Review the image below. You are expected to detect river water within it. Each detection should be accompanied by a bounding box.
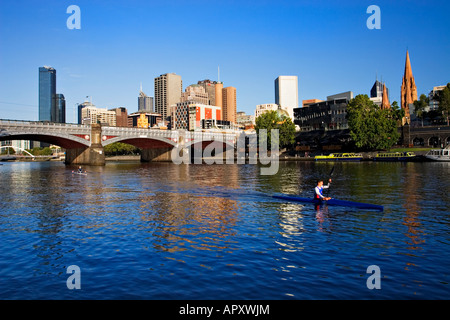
[0,160,449,300]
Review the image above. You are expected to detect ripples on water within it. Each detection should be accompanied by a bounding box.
[0,161,449,299]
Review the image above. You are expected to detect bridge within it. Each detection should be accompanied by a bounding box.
[0,119,239,165]
[404,125,450,147]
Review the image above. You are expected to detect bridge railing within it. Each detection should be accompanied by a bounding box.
[0,119,89,129]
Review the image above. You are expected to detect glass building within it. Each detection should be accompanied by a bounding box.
[39,66,56,121]
[54,94,66,123]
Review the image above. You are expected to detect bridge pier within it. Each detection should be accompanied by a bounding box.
[64,123,105,166]
[140,147,173,162]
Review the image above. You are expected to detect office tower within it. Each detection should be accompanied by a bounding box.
[197,79,217,105]
[138,85,154,113]
[222,86,236,123]
[401,50,418,125]
[154,73,182,120]
[370,79,389,99]
[53,94,66,123]
[275,75,298,120]
[39,66,56,121]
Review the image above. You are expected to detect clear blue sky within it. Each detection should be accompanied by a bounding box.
[1,0,449,123]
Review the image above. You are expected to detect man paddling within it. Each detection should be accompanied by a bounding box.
[314,179,332,201]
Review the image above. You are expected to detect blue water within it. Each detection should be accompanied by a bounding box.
[0,161,449,299]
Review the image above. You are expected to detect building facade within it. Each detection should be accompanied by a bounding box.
[39,66,57,122]
[222,86,236,123]
[255,103,279,118]
[294,91,353,132]
[275,75,298,120]
[171,101,222,131]
[181,85,209,105]
[154,73,182,122]
[138,88,154,113]
[197,79,218,105]
[53,94,66,123]
[81,106,117,126]
[128,112,162,129]
[109,107,128,127]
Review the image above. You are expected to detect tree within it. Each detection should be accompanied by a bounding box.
[255,110,296,149]
[346,94,400,150]
[413,94,429,127]
[436,83,450,126]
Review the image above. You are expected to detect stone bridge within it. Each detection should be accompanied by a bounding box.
[0,119,238,165]
[407,125,450,147]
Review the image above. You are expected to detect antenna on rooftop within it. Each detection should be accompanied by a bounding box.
[218,65,220,82]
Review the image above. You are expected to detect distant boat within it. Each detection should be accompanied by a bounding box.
[373,151,417,162]
[425,145,450,162]
[315,153,363,161]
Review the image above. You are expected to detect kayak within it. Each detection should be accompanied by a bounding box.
[72,171,87,175]
[272,194,384,211]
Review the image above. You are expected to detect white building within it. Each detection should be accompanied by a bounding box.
[255,103,279,118]
[81,106,117,126]
[275,75,298,120]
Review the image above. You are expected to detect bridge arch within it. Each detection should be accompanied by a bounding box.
[0,133,90,149]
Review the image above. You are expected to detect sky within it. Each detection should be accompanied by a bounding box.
[0,0,449,123]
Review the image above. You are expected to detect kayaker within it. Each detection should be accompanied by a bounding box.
[314,179,332,201]
[77,166,83,173]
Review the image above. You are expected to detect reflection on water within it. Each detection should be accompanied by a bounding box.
[0,161,449,299]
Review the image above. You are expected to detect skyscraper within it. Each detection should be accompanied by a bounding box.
[275,76,298,120]
[401,50,417,125]
[222,86,236,123]
[54,94,66,123]
[154,73,182,121]
[39,66,56,121]
[138,85,154,113]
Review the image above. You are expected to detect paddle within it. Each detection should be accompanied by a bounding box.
[325,165,335,198]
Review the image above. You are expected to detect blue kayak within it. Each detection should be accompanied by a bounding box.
[272,194,384,211]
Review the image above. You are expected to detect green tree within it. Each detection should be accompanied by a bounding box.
[104,142,140,156]
[413,94,429,127]
[436,83,450,126]
[347,94,400,150]
[255,110,296,149]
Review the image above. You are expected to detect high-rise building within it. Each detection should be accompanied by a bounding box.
[39,66,56,121]
[197,79,218,105]
[275,75,298,120]
[138,85,154,113]
[400,50,418,125]
[53,94,66,123]
[154,73,182,121]
[222,86,236,123]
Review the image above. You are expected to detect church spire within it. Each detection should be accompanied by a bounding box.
[381,82,390,109]
[400,50,417,125]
